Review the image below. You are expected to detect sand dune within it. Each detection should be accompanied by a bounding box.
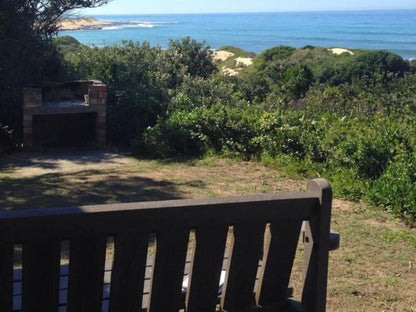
[213,50,234,61]
[330,48,354,55]
[213,50,254,76]
[235,57,253,66]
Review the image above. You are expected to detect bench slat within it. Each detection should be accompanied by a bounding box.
[186,225,228,312]
[149,228,189,312]
[221,223,265,311]
[0,243,13,311]
[256,220,302,308]
[22,239,60,312]
[109,232,149,312]
[67,236,107,312]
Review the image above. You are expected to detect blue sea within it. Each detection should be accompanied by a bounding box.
[60,10,416,59]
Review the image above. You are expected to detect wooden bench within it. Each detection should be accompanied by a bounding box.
[0,178,337,312]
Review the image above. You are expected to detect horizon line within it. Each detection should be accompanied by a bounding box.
[74,7,416,16]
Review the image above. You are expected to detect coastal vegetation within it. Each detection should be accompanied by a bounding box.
[52,37,416,224]
[1,24,415,223]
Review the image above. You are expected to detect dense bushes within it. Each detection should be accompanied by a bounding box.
[57,39,416,223]
[64,37,216,146]
[369,152,416,223]
[141,102,261,158]
[66,41,167,145]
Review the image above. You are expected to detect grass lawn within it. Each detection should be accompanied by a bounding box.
[1,152,415,311]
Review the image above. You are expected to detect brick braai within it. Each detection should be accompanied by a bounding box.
[23,80,107,150]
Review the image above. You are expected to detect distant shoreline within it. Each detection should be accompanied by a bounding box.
[59,17,158,31]
[59,17,113,31]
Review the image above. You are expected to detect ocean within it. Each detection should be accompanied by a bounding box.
[59,10,416,59]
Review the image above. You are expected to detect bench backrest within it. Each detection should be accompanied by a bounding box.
[0,178,332,312]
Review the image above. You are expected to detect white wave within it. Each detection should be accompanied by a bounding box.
[101,22,155,30]
[130,20,179,25]
[136,22,154,28]
[102,26,123,30]
[98,20,178,31]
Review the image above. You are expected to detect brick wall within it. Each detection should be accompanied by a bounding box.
[22,81,107,150]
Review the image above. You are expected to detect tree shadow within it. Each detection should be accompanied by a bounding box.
[0,169,184,211]
[0,150,133,172]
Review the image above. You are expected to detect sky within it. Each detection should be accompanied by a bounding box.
[79,0,416,15]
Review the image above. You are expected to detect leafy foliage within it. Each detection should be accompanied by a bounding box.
[53,35,83,55]
[64,38,217,146]
[13,33,416,221]
[135,44,415,221]
[369,152,416,224]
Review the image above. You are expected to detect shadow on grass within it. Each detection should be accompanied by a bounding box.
[0,169,184,211]
[0,150,132,172]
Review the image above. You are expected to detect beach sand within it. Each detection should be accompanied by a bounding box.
[213,50,234,61]
[213,50,254,76]
[58,17,112,30]
[235,57,253,66]
[330,48,354,55]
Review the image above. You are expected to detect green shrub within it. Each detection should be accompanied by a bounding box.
[257,111,306,158]
[255,46,296,66]
[168,76,237,112]
[282,64,313,99]
[139,102,261,159]
[138,114,203,157]
[53,36,83,56]
[324,166,367,200]
[369,152,416,223]
[352,50,410,78]
[65,38,217,146]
